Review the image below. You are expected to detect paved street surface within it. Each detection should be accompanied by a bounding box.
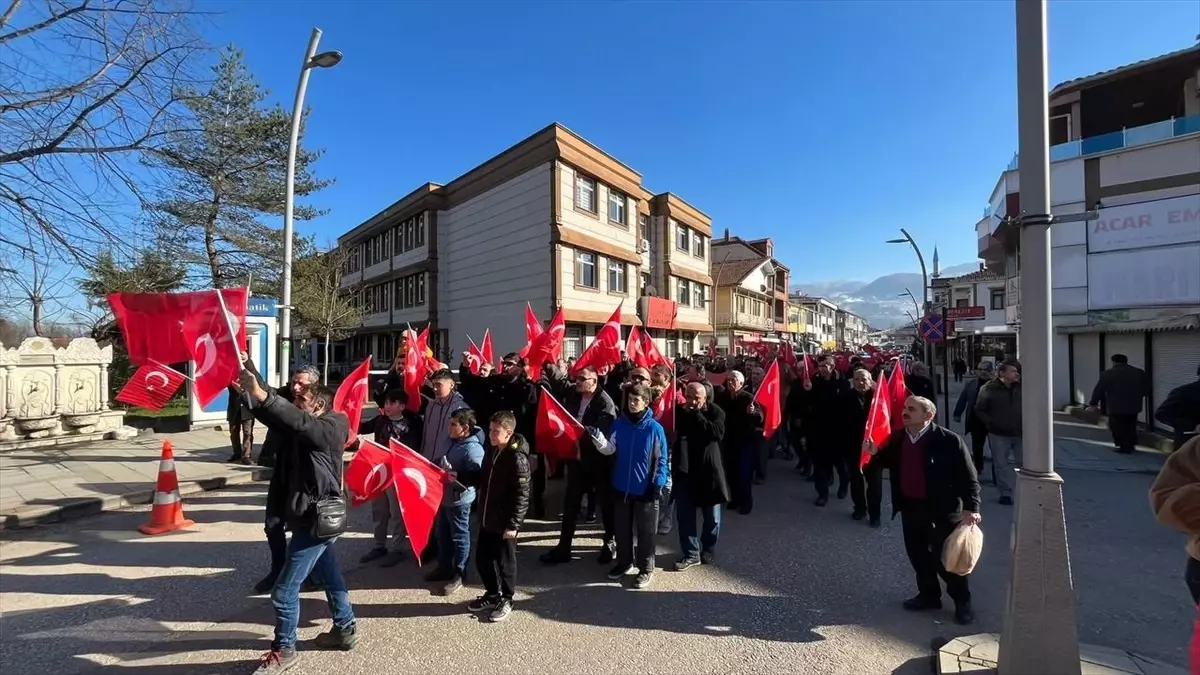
[0,429,263,529]
[0,435,1190,675]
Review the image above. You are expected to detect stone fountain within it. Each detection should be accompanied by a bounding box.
[0,337,131,451]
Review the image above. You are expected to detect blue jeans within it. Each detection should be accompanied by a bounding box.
[435,501,473,576]
[271,527,355,651]
[674,481,721,559]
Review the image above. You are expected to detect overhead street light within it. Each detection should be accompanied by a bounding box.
[886,228,932,370]
[280,28,341,383]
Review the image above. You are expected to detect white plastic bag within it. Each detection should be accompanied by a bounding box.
[942,521,984,576]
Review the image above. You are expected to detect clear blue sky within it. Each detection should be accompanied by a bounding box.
[204,0,1198,283]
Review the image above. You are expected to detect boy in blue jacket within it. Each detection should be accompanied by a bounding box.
[596,383,669,589]
[428,408,485,595]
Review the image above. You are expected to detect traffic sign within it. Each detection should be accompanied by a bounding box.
[919,314,945,342]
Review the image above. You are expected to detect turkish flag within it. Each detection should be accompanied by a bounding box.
[535,385,586,460]
[627,324,669,370]
[861,371,894,469]
[181,290,242,408]
[779,343,798,368]
[345,438,394,507]
[651,380,676,438]
[888,361,908,430]
[402,328,425,407]
[333,358,372,447]
[518,303,544,360]
[480,328,495,369]
[116,364,186,411]
[109,288,248,366]
[389,438,447,564]
[753,360,783,439]
[570,303,623,376]
[802,353,815,387]
[465,335,486,376]
[525,307,565,378]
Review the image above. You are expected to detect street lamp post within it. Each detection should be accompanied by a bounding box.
[998,1,1081,673]
[887,229,931,367]
[899,289,921,322]
[279,27,342,382]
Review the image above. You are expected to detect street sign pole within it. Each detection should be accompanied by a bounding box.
[941,304,951,426]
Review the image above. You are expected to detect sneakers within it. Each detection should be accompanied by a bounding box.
[359,547,388,564]
[606,563,636,580]
[468,593,501,613]
[379,550,406,568]
[253,573,278,595]
[902,595,943,611]
[673,557,700,572]
[313,622,357,651]
[488,598,513,622]
[597,541,616,565]
[699,550,715,565]
[439,575,463,596]
[633,571,654,589]
[539,548,572,565]
[253,649,298,674]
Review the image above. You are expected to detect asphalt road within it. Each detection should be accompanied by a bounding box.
[0,450,1190,675]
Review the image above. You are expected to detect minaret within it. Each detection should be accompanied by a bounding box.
[932,245,941,278]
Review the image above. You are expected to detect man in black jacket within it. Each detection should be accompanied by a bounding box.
[1156,364,1200,450]
[491,354,542,516]
[866,395,981,626]
[810,356,851,506]
[540,366,618,565]
[237,370,358,673]
[673,382,729,570]
[226,351,259,464]
[841,368,884,526]
[714,371,763,515]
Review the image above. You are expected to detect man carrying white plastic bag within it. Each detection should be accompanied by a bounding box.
[865,395,983,626]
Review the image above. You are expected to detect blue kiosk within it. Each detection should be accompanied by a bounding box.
[188,296,281,429]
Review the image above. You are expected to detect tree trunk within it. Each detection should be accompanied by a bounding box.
[323,331,331,385]
[204,192,223,289]
[31,294,43,337]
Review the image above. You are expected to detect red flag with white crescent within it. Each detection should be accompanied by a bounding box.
[651,380,676,438]
[333,357,372,447]
[181,290,242,408]
[108,287,248,366]
[626,324,646,368]
[525,308,565,378]
[116,364,187,411]
[345,438,394,507]
[403,328,425,407]
[535,385,586,460]
[481,329,495,370]
[570,303,623,376]
[888,361,908,431]
[753,360,782,439]
[465,335,485,376]
[518,303,544,359]
[861,370,893,469]
[389,438,448,564]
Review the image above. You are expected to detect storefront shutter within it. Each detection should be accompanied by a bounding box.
[1152,331,1200,432]
[1072,334,1101,405]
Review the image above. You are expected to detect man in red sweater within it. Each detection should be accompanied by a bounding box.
[866,395,982,625]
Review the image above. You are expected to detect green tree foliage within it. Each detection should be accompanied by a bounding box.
[292,245,363,384]
[147,45,328,292]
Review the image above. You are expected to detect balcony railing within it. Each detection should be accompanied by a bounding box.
[1006,115,1200,171]
[715,311,773,331]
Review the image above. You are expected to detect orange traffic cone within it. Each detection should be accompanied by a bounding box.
[139,440,195,535]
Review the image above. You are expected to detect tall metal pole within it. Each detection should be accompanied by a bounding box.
[280,28,323,383]
[899,228,931,364]
[998,1,1081,672]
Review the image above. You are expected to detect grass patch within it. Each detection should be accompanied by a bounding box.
[122,403,189,419]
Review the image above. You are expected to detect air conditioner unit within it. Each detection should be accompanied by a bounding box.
[640,239,650,252]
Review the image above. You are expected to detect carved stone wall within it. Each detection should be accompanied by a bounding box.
[0,337,126,446]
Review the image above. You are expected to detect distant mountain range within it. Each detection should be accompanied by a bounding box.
[791,263,980,329]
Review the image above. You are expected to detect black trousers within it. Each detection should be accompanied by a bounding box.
[229,418,254,460]
[476,529,517,599]
[1108,413,1139,451]
[847,452,883,519]
[900,503,970,604]
[968,429,988,476]
[814,443,849,499]
[557,460,615,550]
[614,497,659,573]
[531,455,547,516]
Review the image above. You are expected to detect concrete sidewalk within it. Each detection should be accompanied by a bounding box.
[0,428,269,530]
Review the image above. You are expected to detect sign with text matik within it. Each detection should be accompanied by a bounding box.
[1088,194,1200,253]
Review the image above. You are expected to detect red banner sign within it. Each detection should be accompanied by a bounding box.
[945,306,986,320]
[641,297,678,330]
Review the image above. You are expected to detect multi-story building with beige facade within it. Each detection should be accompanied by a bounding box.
[706,233,791,355]
[336,123,714,366]
[793,295,839,351]
[974,44,1200,431]
[643,193,715,358]
[836,308,869,351]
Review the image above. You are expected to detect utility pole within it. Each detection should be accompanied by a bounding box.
[998,1,1082,673]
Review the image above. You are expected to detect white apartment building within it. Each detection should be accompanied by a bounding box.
[976,44,1200,430]
[932,268,1015,367]
[336,123,714,367]
[793,296,839,351]
[837,309,869,351]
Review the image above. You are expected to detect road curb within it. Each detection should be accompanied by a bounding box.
[0,467,273,532]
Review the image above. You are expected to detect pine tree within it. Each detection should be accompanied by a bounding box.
[147,45,329,292]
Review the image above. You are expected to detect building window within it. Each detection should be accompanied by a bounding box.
[737,295,747,313]
[575,174,596,213]
[990,289,1005,310]
[416,274,426,306]
[693,234,705,259]
[638,214,648,243]
[665,335,679,359]
[415,213,425,246]
[955,298,969,308]
[564,326,583,359]
[677,278,691,306]
[676,224,689,251]
[608,191,626,226]
[692,283,704,309]
[608,260,626,294]
[576,251,597,289]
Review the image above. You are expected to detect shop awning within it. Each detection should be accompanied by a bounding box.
[1057,313,1199,335]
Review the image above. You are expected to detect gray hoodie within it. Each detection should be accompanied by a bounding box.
[420,390,468,464]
